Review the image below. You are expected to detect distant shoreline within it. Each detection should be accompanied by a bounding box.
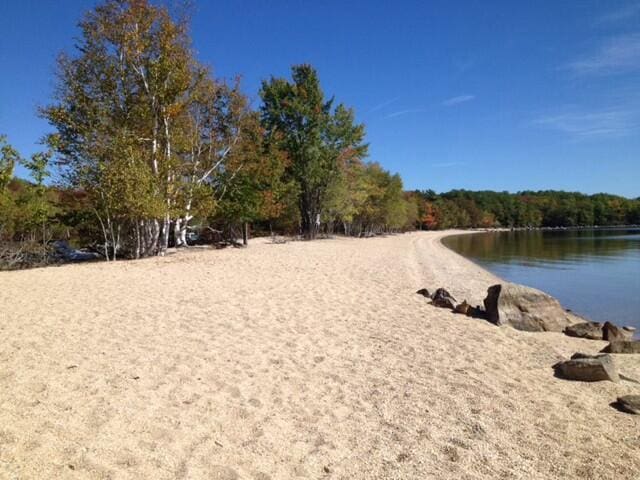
[433,224,640,233]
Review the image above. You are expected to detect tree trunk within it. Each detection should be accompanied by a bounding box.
[143,219,159,256]
[175,198,193,248]
[94,209,110,261]
[242,222,249,246]
[174,218,183,247]
[159,214,170,255]
[134,220,141,259]
[299,191,317,240]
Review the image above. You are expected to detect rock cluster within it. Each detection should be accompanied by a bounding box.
[417,281,635,341]
[416,282,640,414]
[416,281,593,332]
[415,288,483,319]
[430,288,457,309]
[564,320,635,341]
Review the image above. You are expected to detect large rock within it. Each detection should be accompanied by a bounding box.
[553,353,619,382]
[564,321,603,340]
[430,288,457,309]
[602,341,640,354]
[483,283,582,332]
[616,395,640,415]
[603,322,634,342]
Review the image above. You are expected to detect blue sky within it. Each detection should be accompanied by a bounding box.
[1,1,639,197]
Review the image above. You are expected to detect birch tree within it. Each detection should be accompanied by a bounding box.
[43,0,251,257]
[173,77,252,247]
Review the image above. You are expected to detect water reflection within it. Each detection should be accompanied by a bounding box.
[443,229,640,267]
[442,228,640,328]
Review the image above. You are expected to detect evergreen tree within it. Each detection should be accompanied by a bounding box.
[260,65,367,239]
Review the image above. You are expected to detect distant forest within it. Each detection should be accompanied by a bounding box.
[409,189,640,230]
[1,0,639,269]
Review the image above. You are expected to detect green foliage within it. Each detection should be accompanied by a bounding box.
[0,139,61,267]
[0,135,20,191]
[100,150,164,220]
[5,0,638,264]
[41,0,254,256]
[20,150,56,237]
[412,189,640,229]
[323,159,415,235]
[260,64,368,238]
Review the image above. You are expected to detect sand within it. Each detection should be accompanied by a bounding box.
[1,231,639,479]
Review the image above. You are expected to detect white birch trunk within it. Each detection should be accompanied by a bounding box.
[179,223,188,246]
[174,218,183,247]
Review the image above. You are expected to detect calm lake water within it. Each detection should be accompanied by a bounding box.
[442,228,640,330]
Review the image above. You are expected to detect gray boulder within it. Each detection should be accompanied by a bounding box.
[602,341,640,354]
[564,321,603,340]
[553,353,619,382]
[616,395,640,415]
[603,322,634,342]
[483,283,582,332]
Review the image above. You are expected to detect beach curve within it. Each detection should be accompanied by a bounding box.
[0,231,638,479]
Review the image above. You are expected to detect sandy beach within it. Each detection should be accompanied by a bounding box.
[1,231,639,479]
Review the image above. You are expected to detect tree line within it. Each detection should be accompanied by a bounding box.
[409,189,640,229]
[1,0,638,269]
[0,0,417,267]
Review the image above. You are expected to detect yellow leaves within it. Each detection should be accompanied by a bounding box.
[164,103,184,118]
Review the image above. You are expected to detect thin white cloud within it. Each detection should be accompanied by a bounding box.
[566,33,640,75]
[597,2,640,24]
[383,109,428,119]
[442,95,475,107]
[369,96,400,113]
[533,109,639,139]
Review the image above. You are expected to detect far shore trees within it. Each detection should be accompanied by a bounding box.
[410,189,640,230]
